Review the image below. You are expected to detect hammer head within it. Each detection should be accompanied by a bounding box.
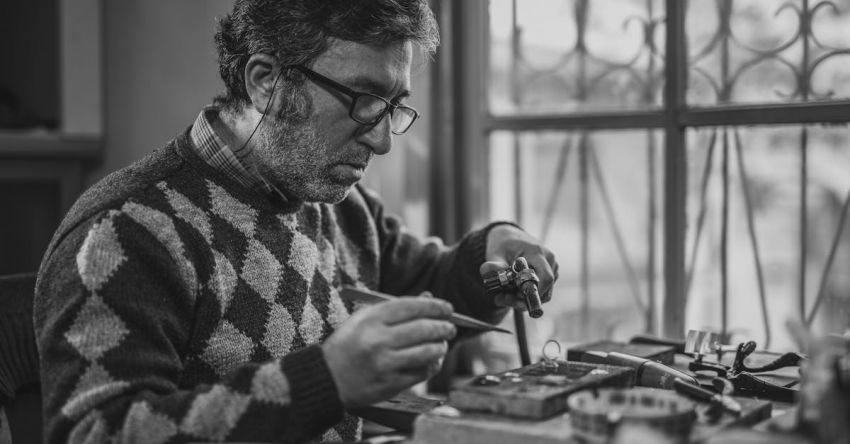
[684,330,722,358]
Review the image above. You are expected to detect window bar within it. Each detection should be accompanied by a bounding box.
[645,0,660,334]
[588,148,647,314]
[797,128,807,318]
[798,0,812,322]
[488,102,850,132]
[576,0,591,339]
[718,0,731,341]
[805,182,850,327]
[733,129,771,348]
[508,0,532,367]
[720,129,730,340]
[647,133,658,333]
[579,133,591,338]
[717,0,732,105]
[662,0,688,338]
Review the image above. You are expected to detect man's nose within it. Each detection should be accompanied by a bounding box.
[358,114,393,155]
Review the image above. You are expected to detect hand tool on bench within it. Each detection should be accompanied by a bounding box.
[582,350,699,389]
[672,378,742,417]
[631,330,806,402]
[688,335,804,402]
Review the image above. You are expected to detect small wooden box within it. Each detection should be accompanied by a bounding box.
[567,340,677,365]
[448,360,635,420]
[412,393,771,444]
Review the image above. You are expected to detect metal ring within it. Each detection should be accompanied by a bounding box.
[542,339,562,362]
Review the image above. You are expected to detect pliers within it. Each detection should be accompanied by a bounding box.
[688,341,805,403]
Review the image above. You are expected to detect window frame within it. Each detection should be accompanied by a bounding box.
[431,0,850,339]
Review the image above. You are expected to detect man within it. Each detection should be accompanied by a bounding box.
[35,1,558,443]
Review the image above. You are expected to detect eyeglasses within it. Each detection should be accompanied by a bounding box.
[290,65,419,135]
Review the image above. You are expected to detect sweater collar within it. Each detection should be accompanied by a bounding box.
[189,107,290,203]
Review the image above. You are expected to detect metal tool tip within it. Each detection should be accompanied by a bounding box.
[493,326,513,335]
[721,397,743,416]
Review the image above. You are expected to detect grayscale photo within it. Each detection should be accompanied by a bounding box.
[0,1,848,443]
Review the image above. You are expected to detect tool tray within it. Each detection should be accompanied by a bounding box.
[447,360,635,419]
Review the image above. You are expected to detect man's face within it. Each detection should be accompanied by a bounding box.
[253,40,414,203]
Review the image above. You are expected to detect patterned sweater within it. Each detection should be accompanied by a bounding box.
[34,130,508,443]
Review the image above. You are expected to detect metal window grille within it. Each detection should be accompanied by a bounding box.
[432,0,850,349]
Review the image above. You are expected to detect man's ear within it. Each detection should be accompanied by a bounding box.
[244,53,279,114]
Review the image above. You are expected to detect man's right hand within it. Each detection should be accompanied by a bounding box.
[321,294,456,408]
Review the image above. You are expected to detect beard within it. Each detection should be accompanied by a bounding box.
[252,109,367,204]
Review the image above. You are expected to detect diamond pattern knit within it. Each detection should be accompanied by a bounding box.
[35,129,507,444]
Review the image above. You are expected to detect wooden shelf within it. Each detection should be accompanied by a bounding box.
[0,132,101,159]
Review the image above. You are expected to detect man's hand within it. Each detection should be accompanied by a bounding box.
[482,224,558,310]
[322,295,456,408]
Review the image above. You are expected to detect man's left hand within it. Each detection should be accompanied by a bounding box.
[481,224,559,310]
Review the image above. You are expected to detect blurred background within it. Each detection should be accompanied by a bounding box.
[2,0,850,379]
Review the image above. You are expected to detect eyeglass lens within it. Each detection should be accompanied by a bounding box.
[352,95,416,134]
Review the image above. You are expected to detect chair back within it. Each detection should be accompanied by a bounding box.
[0,272,42,444]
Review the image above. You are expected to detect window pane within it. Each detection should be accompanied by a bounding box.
[480,129,663,369]
[685,126,850,352]
[488,0,665,115]
[687,0,850,105]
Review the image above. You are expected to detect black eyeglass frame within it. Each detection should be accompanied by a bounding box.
[289,65,419,135]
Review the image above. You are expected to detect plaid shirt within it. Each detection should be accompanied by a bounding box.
[190,107,288,202]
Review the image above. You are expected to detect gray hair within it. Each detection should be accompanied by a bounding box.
[213,0,439,111]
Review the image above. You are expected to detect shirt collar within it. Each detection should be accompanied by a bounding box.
[189,107,289,202]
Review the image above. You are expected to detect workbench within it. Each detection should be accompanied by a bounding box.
[353,347,806,444]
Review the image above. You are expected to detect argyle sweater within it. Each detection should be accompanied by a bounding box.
[34,130,508,444]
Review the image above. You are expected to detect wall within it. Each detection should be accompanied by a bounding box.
[98,0,234,181]
[97,0,432,235]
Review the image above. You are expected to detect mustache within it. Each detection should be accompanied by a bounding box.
[335,151,373,167]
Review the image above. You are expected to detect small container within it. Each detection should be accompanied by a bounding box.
[568,387,696,444]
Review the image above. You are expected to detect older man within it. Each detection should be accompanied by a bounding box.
[35,1,558,442]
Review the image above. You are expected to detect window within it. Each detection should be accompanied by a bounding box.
[438,0,850,367]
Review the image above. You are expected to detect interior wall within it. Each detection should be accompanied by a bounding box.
[98,0,233,182]
[97,0,432,234]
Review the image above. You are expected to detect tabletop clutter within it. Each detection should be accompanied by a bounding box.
[378,329,850,444]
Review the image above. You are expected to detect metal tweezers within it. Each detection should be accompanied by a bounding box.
[339,286,512,334]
